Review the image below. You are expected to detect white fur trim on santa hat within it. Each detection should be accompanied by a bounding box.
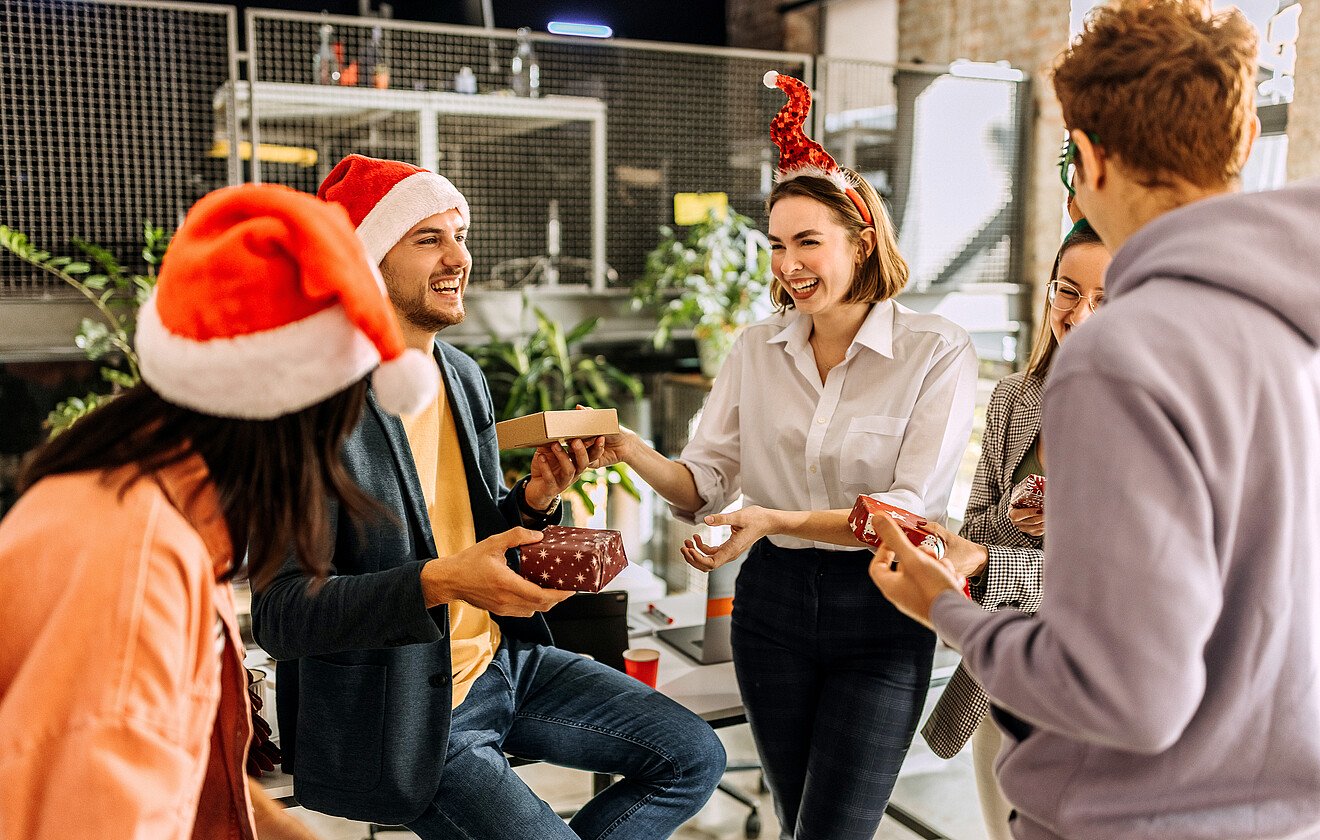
[355,172,470,264]
[775,163,853,193]
[137,293,381,420]
[373,348,439,415]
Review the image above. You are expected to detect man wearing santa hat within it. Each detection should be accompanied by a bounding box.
[252,155,724,839]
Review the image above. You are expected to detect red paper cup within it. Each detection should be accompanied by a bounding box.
[623,648,660,688]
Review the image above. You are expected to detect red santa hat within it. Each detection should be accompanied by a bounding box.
[763,70,874,227]
[135,183,439,419]
[317,154,470,263]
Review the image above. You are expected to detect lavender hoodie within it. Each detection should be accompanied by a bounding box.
[932,180,1320,840]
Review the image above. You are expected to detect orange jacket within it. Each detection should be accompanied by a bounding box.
[0,455,256,840]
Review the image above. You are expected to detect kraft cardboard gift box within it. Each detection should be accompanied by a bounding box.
[495,409,619,450]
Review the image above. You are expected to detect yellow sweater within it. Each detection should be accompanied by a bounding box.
[401,383,501,709]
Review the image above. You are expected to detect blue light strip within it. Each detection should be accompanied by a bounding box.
[547,21,613,38]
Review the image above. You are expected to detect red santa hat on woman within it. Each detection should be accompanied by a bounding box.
[763,70,874,227]
[135,183,439,419]
[317,154,470,263]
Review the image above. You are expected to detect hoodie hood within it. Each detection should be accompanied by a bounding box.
[1105,178,1320,345]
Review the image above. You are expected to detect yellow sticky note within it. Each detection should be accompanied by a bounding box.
[673,192,729,225]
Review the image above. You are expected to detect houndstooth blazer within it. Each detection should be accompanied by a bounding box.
[922,371,1045,759]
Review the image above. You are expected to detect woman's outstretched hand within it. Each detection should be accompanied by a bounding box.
[680,505,779,573]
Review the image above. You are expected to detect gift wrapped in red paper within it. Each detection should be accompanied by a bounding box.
[1009,474,1046,510]
[519,525,628,592]
[848,495,946,560]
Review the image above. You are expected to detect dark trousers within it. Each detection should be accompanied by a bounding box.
[731,539,935,840]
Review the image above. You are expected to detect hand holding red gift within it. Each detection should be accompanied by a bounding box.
[1009,474,1046,510]
[421,528,574,616]
[518,525,628,592]
[867,511,965,631]
[849,496,947,559]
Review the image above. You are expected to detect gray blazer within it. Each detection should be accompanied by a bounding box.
[921,371,1044,759]
[251,340,558,825]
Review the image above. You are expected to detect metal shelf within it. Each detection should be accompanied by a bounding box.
[215,81,609,290]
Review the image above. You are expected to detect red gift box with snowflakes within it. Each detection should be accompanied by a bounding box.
[1009,474,1046,510]
[848,495,946,560]
[518,525,628,592]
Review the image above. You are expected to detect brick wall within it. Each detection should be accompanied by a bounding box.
[726,0,820,54]
[726,0,785,50]
[899,0,1072,328]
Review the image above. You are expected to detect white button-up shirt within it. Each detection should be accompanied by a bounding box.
[675,299,978,550]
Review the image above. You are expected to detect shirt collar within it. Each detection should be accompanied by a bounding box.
[766,300,895,360]
[152,453,234,580]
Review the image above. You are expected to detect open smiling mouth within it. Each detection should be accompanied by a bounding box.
[789,278,819,294]
[429,277,463,296]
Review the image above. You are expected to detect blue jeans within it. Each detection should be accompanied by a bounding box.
[731,539,935,840]
[406,638,726,840]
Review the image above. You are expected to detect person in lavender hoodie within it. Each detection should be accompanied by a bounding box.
[866,2,1320,839]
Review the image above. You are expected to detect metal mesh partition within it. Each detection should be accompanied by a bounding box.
[245,12,810,290]
[0,0,238,298]
[817,58,1029,291]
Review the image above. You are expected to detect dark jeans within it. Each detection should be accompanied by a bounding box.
[731,539,935,840]
[406,638,726,840]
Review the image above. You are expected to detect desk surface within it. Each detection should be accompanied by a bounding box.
[637,593,744,726]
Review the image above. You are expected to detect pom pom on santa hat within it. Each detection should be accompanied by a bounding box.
[318,154,470,264]
[136,183,439,419]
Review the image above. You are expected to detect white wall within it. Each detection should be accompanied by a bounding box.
[822,0,898,62]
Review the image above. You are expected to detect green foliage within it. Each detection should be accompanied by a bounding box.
[468,306,643,516]
[0,221,170,434]
[632,208,772,349]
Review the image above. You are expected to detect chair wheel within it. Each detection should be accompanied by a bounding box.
[745,809,761,839]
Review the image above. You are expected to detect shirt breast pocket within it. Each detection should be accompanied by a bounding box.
[839,414,908,487]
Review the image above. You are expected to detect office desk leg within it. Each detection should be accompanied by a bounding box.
[884,801,949,839]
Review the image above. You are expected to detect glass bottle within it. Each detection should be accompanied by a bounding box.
[369,25,390,89]
[510,27,540,98]
[455,66,477,95]
[312,17,341,86]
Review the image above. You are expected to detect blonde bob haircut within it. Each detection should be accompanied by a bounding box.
[766,169,908,312]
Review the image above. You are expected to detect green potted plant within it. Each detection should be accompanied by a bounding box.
[466,305,643,522]
[0,222,169,434]
[633,208,772,378]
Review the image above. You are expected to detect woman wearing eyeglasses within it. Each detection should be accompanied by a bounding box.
[914,220,1109,840]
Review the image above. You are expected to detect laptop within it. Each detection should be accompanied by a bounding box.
[544,590,630,672]
[657,553,745,665]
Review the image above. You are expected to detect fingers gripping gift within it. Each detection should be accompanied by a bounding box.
[518,525,628,592]
[1009,474,1046,510]
[848,496,946,559]
[849,496,972,598]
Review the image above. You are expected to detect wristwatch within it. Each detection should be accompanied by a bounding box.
[515,475,561,521]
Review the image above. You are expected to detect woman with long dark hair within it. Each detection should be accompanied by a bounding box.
[0,184,438,840]
[915,220,1108,839]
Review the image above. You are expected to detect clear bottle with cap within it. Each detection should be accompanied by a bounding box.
[312,15,341,85]
[510,27,540,98]
[455,66,477,94]
[369,25,390,89]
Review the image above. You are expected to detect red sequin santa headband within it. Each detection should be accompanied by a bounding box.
[763,70,874,228]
